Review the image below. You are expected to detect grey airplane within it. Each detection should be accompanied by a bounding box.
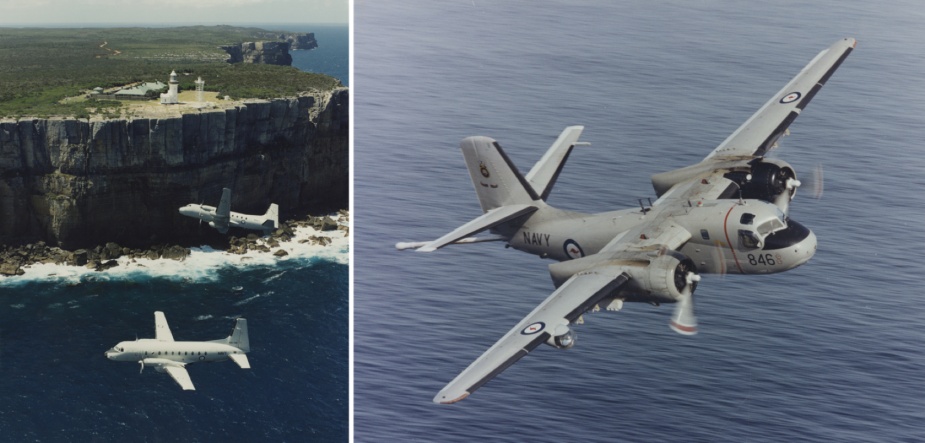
[179,188,279,234]
[106,311,251,390]
[397,38,855,404]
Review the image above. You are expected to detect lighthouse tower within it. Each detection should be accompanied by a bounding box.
[160,70,179,104]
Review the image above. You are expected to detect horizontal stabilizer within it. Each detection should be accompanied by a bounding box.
[396,235,507,250]
[526,126,587,200]
[229,353,251,369]
[417,204,538,252]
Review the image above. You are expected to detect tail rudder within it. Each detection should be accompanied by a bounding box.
[217,188,232,219]
[461,136,539,212]
[227,318,250,353]
[263,204,279,230]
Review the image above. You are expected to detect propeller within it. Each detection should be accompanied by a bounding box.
[807,163,824,199]
[139,360,145,374]
[670,271,701,335]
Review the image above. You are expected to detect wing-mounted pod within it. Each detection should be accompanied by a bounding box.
[546,322,576,349]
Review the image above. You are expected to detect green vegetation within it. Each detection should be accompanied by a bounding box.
[0,26,340,118]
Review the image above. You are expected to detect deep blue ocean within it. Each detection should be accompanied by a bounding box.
[354,1,925,442]
[289,24,349,87]
[0,24,349,442]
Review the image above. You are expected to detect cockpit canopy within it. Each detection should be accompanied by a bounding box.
[736,203,788,250]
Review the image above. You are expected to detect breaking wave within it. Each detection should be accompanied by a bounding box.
[0,224,349,287]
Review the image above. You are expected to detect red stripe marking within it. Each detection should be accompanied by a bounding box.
[722,204,745,274]
[670,321,698,334]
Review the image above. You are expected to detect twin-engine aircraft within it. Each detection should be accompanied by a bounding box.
[105,311,251,390]
[398,38,855,404]
[179,188,279,234]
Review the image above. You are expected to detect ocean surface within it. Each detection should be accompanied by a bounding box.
[0,27,349,441]
[354,1,925,442]
[289,24,349,87]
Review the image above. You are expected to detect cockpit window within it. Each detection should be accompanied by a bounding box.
[740,213,755,225]
[739,229,762,249]
[757,217,786,236]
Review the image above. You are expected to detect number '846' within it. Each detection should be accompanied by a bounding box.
[747,253,776,266]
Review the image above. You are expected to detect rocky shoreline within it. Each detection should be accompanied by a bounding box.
[0,210,348,277]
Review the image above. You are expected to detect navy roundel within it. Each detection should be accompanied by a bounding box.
[779,91,802,104]
[521,322,545,335]
[563,239,584,259]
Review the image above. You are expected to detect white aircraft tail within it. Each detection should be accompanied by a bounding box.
[217,188,232,219]
[263,203,279,230]
[461,136,540,212]
[227,318,250,353]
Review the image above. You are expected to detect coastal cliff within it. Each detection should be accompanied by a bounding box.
[223,41,293,65]
[221,33,318,66]
[0,88,348,249]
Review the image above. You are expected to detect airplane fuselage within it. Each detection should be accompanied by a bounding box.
[178,205,276,233]
[106,339,246,365]
[504,198,816,276]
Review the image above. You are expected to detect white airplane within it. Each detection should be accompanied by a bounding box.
[105,311,251,390]
[179,187,279,234]
[398,38,856,404]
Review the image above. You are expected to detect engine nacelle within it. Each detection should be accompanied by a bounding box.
[625,251,697,304]
[728,158,798,204]
[545,324,576,349]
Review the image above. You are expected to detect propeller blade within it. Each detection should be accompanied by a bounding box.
[670,273,700,335]
[139,360,145,374]
[808,164,824,199]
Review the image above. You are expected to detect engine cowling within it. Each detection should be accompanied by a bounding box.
[626,252,697,304]
[731,158,798,203]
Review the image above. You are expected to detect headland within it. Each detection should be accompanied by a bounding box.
[0,26,348,274]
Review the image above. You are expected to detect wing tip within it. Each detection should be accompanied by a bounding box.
[434,391,470,404]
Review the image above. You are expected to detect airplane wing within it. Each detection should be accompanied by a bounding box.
[164,365,195,390]
[154,311,174,342]
[706,38,856,160]
[434,268,630,404]
[437,209,695,404]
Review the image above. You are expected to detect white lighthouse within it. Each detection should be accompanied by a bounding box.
[160,70,179,104]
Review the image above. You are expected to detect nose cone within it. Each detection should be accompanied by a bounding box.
[763,219,817,270]
[105,350,116,360]
[794,228,818,267]
[179,205,194,216]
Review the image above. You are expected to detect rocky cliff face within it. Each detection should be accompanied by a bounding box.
[0,88,348,249]
[223,41,293,65]
[282,33,318,50]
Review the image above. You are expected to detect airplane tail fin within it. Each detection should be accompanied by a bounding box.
[263,204,279,230]
[227,318,250,353]
[217,188,232,219]
[461,136,540,212]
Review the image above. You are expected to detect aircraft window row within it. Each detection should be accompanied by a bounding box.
[144,351,210,356]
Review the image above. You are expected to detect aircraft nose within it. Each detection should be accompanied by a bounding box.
[793,228,817,266]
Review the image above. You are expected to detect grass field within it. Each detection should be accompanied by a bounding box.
[0,26,340,118]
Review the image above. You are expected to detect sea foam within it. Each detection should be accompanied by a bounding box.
[0,224,349,286]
